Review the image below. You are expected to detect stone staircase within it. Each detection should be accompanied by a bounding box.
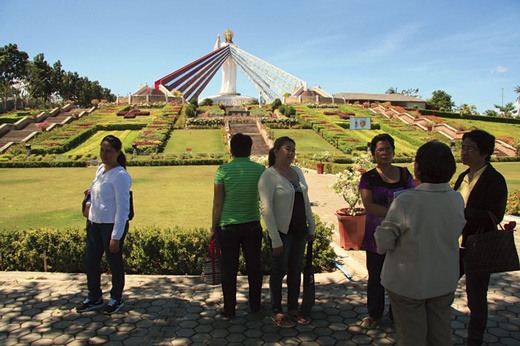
[0,106,87,152]
[370,105,518,157]
[228,120,270,156]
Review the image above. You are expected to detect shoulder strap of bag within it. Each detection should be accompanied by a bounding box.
[486,210,504,231]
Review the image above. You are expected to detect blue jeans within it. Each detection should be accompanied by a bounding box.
[217,221,263,316]
[270,231,308,314]
[85,222,128,301]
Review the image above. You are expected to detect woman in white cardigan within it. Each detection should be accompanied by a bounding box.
[259,136,316,328]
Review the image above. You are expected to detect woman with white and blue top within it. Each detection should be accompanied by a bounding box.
[77,135,132,315]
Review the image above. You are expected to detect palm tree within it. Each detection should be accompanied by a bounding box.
[514,86,520,117]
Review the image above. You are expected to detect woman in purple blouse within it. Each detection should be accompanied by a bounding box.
[358,134,415,329]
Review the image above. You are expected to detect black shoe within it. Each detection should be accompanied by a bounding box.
[103,299,124,314]
[216,307,235,319]
[76,298,104,312]
[250,305,263,313]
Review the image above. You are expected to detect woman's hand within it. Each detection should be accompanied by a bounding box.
[109,239,120,253]
[272,246,283,257]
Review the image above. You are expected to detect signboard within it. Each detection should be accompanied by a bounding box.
[350,117,371,130]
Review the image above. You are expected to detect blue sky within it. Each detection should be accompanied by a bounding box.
[1,0,519,113]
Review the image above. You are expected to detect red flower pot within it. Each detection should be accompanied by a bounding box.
[335,208,366,250]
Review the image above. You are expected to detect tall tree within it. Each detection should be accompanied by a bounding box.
[0,43,29,111]
[455,103,478,116]
[514,86,520,117]
[26,53,55,105]
[427,90,454,111]
[385,87,420,98]
[51,60,65,101]
[484,109,499,117]
[494,102,515,118]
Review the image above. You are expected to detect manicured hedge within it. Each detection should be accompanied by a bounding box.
[0,158,227,168]
[418,109,520,125]
[0,215,336,275]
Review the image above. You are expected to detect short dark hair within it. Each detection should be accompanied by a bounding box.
[415,141,456,183]
[230,133,252,157]
[370,133,395,155]
[268,136,295,167]
[462,130,495,162]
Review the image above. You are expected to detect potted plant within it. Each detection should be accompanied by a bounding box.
[332,153,374,249]
[312,151,330,174]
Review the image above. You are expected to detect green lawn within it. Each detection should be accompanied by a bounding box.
[0,166,218,231]
[163,129,225,154]
[271,129,342,154]
[1,162,519,231]
[64,130,140,158]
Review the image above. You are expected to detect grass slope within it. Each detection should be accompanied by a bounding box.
[1,163,519,231]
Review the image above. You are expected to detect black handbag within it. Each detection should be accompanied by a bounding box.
[301,241,315,317]
[465,211,519,274]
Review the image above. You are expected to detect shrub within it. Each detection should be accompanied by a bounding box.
[185,104,197,118]
[189,98,198,108]
[506,190,520,216]
[199,98,214,106]
[0,214,336,274]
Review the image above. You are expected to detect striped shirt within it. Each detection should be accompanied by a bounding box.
[215,157,266,226]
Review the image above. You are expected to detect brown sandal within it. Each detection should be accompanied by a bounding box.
[361,316,380,329]
[289,310,311,324]
[271,313,297,328]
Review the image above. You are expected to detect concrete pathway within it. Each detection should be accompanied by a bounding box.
[1,170,519,345]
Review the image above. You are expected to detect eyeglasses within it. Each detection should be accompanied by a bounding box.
[461,146,477,153]
[375,147,394,153]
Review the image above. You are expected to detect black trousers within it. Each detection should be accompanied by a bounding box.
[460,249,491,346]
[217,221,263,316]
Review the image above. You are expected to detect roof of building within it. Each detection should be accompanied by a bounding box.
[334,93,425,103]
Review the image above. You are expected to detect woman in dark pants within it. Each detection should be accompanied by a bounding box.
[259,136,316,328]
[358,134,415,329]
[77,135,132,315]
[454,130,508,346]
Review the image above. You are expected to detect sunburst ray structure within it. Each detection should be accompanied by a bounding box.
[154,45,307,103]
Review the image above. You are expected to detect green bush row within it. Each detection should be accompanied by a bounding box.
[0,215,336,275]
[0,158,226,168]
[418,109,520,124]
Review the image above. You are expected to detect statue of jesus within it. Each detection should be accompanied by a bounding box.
[214,29,237,95]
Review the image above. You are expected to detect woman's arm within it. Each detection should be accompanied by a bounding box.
[374,199,403,254]
[360,188,389,217]
[111,171,132,241]
[211,183,224,238]
[258,171,283,250]
[296,167,316,238]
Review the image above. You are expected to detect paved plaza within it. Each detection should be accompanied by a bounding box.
[1,170,519,345]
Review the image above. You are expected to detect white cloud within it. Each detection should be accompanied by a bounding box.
[491,66,508,74]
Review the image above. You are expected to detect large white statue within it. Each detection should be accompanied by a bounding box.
[516,95,520,117]
[214,29,237,95]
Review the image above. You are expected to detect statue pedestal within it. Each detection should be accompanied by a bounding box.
[208,94,256,107]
